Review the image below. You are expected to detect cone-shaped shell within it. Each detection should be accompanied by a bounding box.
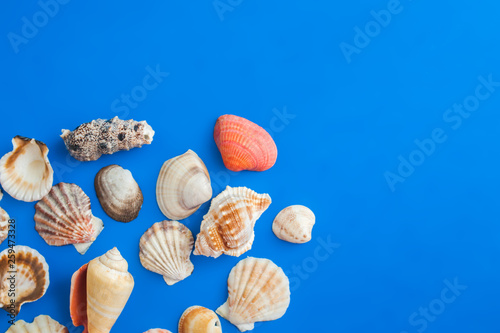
[216,257,290,332]
[6,314,68,333]
[144,330,172,333]
[0,136,53,202]
[34,183,104,255]
[70,263,89,332]
[61,117,155,161]
[139,221,194,285]
[86,247,134,333]
[179,306,222,333]
[272,205,315,243]
[194,186,271,258]
[214,115,277,172]
[156,150,212,220]
[0,207,9,245]
[95,165,143,222]
[0,246,50,316]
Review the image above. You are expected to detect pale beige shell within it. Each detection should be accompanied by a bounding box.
[143,330,172,333]
[0,136,53,202]
[179,306,222,333]
[6,314,68,333]
[272,205,315,243]
[0,206,9,245]
[34,182,104,255]
[0,246,50,316]
[139,221,194,285]
[95,164,143,222]
[194,186,271,258]
[156,150,212,220]
[86,247,134,333]
[216,257,290,332]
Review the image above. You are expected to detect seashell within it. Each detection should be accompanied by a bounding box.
[139,221,194,285]
[0,188,3,201]
[193,186,271,258]
[0,136,53,202]
[6,314,68,333]
[61,116,155,161]
[272,205,315,244]
[214,115,277,172]
[216,257,290,332]
[143,330,172,333]
[69,263,88,332]
[95,164,143,222]
[0,207,9,245]
[156,150,212,220]
[0,245,50,316]
[179,306,222,333]
[34,182,104,255]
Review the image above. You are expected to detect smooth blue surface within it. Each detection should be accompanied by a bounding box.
[1,0,500,332]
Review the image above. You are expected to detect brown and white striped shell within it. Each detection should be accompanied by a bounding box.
[193,186,271,258]
[34,182,104,255]
[179,306,222,333]
[139,221,194,285]
[6,314,68,333]
[216,257,290,332]
[0,207,9,245]
[0,246,50,316]
[272,205,315,243]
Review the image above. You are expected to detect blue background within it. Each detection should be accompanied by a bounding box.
[1,0,499,332]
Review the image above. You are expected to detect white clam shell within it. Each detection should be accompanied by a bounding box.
[0,207,9,245]
[272,205,315,243]
[6,314,68,333]
[139,221,194,285]
[0,136,53,202]
[156,150,212,220]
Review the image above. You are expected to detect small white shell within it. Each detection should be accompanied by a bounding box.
[139,221,194,285]
[272,205,315,243]
[0,207,9,245]
[6,314,68,333]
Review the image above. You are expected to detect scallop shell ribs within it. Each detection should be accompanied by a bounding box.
[0,207,9,245]
[6,314,68,333]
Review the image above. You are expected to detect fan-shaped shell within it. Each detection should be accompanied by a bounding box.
[0,246,50,316]
[34,182,104,255]
[0,136,53,202]
[0,207,9,245]
[179,306,222,333]
[139,221,194,285]
[216,257,290,332]
[194,186,271,258]
[214,115,277,172]
[156,150,212,220]
[144,330,172,333]
[272,205,315,243]
[6,314,68,333]
[95,164,143,222]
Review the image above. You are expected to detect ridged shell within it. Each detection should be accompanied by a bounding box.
[34,183,104,255]
[216,257,290,332]
[0,246,50,316]
[0,207,9,245]
[6,314,68,333]
[95,164,143,222]
[0,136,53,202]
[144,330,172,333]
[139,221,194,285]
[214,115,277,172]
[156,150,212,220]
[61,116,155,161]
[179,306,222,333]
[194,186,271,258]
[272,205,315,244]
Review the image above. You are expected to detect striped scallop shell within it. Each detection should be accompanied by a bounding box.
[34,183,104,255]
[179,306,222,333]
[216,257,290,332]
[0,246,50,316]
[6,315,68,333]
[194,186,271,258]
[139,221,194,285]
[0,207,9,245]
[272,205,315,243]
[0,136,53,202]
[214,115,277,172]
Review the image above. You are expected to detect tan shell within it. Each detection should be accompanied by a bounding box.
[216,257,290,332]
[86,247,134,333]
[156,150,212,220]
[193,186,271,258]
[0,246,50,316]
[139,221,194,285]
[179,306,222,333]
[95,164,143,222]
[34,183,104,255]
[0,136,53,202]
[144,330,172,333]
[0,207,9,245]
[6,314,68,333]
[272,205,315,243]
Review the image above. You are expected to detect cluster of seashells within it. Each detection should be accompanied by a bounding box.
[0,114,316,333]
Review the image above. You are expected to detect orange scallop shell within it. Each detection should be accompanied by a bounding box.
[214,115,277,172]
